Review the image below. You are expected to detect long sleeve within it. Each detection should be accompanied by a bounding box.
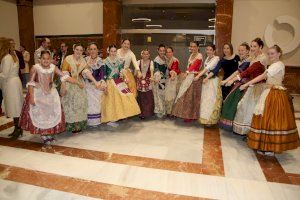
[209,59,222,76]
[0,55,12,80]
[188,59,202,72]
[26,65,37,87]
[205,56,220,71]
[16,51,25,69]
[240,61,264,78]
[34,50,40,64]
[130,51,139,71]
[170,60,181,74]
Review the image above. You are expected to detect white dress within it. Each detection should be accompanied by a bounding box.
[199,56,222,125]
[0,54,24,118]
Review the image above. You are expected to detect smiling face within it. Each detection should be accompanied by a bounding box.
[250,41,262,56]
[206,46,215,58]
[190,42,199,54]
[109,46,117,57]
[121,40,130,51]
[166,48,174,59]
[73,45,84,58]
[89,44,98,58]
[141,50,150,60]
[157,46,166,57]
[267,47,281,63]
[223,44,232,57]
[238,45,249,60]
[40,52,51,67]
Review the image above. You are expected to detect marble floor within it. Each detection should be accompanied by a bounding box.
[0,114,299,200]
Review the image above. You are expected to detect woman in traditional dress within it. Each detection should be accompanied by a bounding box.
[61,44,100,133]
[165,47,181,117]
[218,42,251,130]
[117,39,141,97]
[0,37,24,139]
[232,38,267,136]
[101,45,141,127]
[19,51,76,147]
[204,43,240,100]
[172,41,203,122]
[84,42,106,126]
[194,44,222,125]
[153,44,168,118]
[136,49,154,119]
[241,45,299,155]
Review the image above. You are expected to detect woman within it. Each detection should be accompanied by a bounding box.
[101,45,141,127]
[61,43,99,133]
[232,38,267,136]
[84,42,106,126]
[218,42,251,130]
[153,44,168,118]
[195,44,222,125]
[204,43,240,100]
[0,37,24,139]
[136,49,154,119]
[165,47,181,116]
[172,41,203,122]
[117,39,141,97]
[19,51,76,147]
[242,45,299,155]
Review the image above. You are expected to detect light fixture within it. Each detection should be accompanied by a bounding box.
[132,18,151,22]
[146,24,162,28]
[208,25,215,28]
[208,18,216,22]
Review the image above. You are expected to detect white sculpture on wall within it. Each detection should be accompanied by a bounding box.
[264,15,300,54]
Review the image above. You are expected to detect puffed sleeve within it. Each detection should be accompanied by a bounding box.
[170,60,181,74]
[240,61,263,78]
[267,62,284,77]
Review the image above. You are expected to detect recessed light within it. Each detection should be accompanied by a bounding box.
[132,18,151,22]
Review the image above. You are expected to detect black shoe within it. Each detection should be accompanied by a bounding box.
[10,128,23,140]
[8,127,18,137]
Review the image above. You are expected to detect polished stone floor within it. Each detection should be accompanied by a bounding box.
[0,113,299,199]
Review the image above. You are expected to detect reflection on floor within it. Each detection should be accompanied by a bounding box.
[0,114,299,200]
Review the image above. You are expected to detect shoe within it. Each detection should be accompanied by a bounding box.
[107,122,119,127]
[10,128,23,140]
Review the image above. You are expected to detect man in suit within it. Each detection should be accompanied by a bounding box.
[34,37,51,64]
[57,42,69,69]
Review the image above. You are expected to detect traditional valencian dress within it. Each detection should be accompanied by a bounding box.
[199,55,222,125]
[218,57,251,130]
[210,55,240,99]
[117,49,139,97]
[136,59,154,118]
[233,54,267,135]
[19,64,68,134]
[61,55,88,132]
[84,56,104,126]
[165,56,181,115]
[172,53,203,120]
[153,55,168,117]
[247,61,299,153]
[101,57,141,123]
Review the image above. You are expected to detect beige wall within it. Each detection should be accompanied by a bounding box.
[232,0,300,66]
[0,0,20,47]
[33,0,103,36]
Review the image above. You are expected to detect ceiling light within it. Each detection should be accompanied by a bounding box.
[208,18,216,22]
[208,25,215,28]
[146,24,162,28]
[132,18,151,22]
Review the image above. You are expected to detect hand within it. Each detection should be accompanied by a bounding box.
[203,77,209,84]
[95,82,101,90]
[124,79,129,84]
[136,70,142,78]
[225,80,234,87]
[78,82,85,89]
[193,76,199,81]
[170,76,175,81]
[239,84,248,91]
[220,80,227,86]
[29,95,36,106]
